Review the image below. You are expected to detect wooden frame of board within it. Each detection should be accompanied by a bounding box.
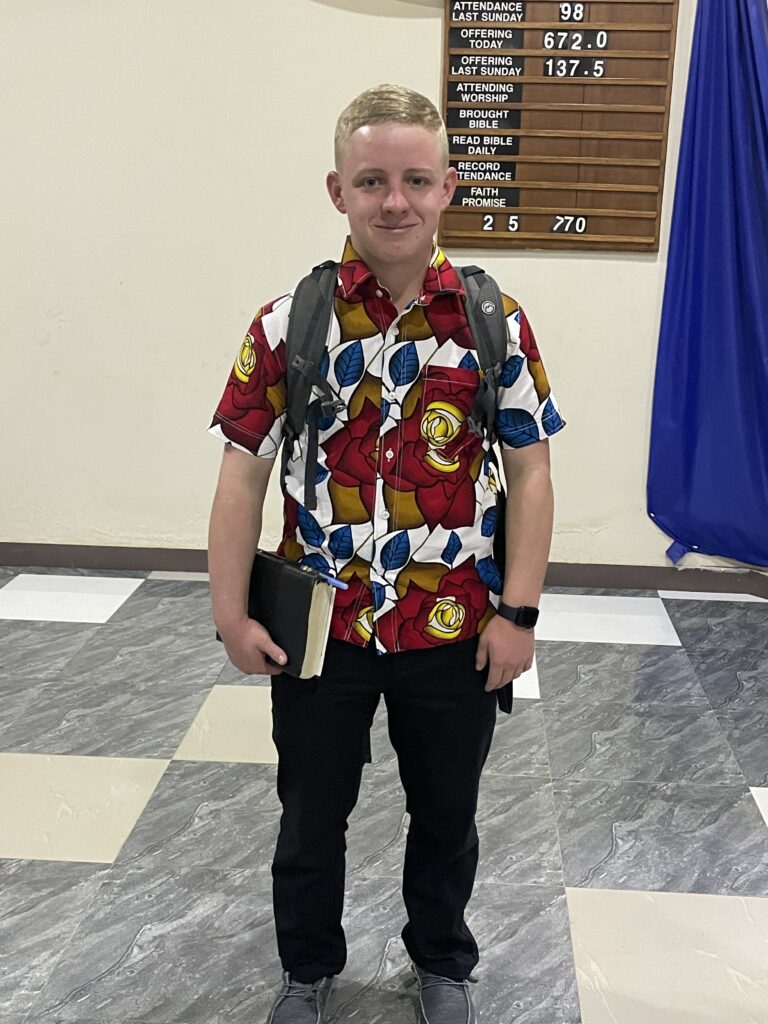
[439,0,681,252]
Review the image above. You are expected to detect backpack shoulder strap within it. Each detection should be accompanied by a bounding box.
[457,265,509,444]
[284,260,340,441]
[282,260,343,509]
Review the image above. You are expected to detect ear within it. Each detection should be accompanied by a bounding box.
[326,171,347,214]
[440,166,458,212]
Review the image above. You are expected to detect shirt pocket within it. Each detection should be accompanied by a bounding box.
[418,365,483,473]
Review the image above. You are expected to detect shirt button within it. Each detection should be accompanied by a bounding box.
[387,391,397,402]
[375,289,383,298]
[385,449,394,460]
[381,510,390,519]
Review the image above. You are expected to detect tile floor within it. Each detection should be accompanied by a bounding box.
[1,567,767,1024]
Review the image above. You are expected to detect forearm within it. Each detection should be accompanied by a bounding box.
[501,467,554,607]
[208,452,270,634]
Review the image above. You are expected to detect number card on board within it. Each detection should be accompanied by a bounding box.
[440,1,681,251]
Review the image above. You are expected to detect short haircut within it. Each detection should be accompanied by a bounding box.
[334,84,449,170]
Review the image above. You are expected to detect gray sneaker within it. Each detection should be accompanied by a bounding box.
[266,972,334,1023]
[412,964,476,1024]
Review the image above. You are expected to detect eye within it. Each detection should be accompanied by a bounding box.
[360,177,381,188]
[410,176,430,187]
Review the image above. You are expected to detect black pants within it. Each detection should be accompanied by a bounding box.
[270,636,497,984]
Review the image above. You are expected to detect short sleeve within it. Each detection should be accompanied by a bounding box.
[208,294,291,458]
[494,301,566,449]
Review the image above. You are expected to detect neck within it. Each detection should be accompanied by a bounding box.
[353,241,433,312]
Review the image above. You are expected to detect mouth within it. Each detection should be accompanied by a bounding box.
[375,224,419,233]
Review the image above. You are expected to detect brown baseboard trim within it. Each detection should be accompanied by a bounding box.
[0,544,208,573]
[1,544,766,597]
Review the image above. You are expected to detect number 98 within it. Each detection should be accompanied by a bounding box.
[560,2,585,21]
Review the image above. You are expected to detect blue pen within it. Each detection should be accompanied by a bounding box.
[319,573,349,590]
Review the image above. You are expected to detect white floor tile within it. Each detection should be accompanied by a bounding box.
[511,653,539,699]
[659,590,766,602]
[568,887,768,1024]
[0,573,144,623]
[173,685,277,764]
[750,788,768,828]
[0,753,168,863]
[538,594,681,646]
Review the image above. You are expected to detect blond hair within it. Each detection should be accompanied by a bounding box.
[334,84,449,169]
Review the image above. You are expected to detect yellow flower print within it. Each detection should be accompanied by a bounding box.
[421,401,465,474]
[235,335,257,383]
[352,605,375,643]
[424,597,466,641]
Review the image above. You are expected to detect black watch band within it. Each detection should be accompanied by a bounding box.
[497,602,539,630]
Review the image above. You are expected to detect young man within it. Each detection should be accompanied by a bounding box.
[208,84,564,1024]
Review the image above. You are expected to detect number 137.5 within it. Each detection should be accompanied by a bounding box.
[483,215,520,232]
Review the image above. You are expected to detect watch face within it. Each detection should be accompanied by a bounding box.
[516,606,539,628]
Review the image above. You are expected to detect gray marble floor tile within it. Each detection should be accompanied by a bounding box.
[715,708,768,787]
[27,865,278,1023]
[475,775,562,886]
[543,701,744,785]
[215,660,270,686]
[328,877,580,1024]
[554,778,768,896]
[663,599,768,652]
[4,567,151,578]
[0,566,16,585]
[485,701,551,778]
[0,860,108,1020]
[3,673,212,758]
[0,621,100,680]
[536,641,708,707]
[465,882,580,1024]
[115,762,280,870]
[687,647,768,713]
[57,624,227,690]
[106,584,213,632]
[544,585,657,597]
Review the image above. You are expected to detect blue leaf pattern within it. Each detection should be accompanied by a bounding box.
[542,398,565,436]
[459,351,479,371]
[300,553,331,573]
[381,532,411,571]
[389,342,420,387]
[441,532,462,566]
[481,507,497,538]
[477,557,503,595]
[335,341,365,388]
[315,466,329,484]
[328,525,354,560]
[496,408,539,447]
[318,412,337,431]
[297,506,326,548]
[500,355,524,388]
[319,351,330,379]
[381,400,391,424]
[372,582,386,611]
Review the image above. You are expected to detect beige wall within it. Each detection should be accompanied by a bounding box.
[2,0,714,567]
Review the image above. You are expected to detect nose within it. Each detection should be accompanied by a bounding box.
[382,184,410,217]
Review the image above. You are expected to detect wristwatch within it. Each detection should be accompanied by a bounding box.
[497,602,539,630]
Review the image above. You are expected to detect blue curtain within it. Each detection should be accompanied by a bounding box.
[647,0,768,567]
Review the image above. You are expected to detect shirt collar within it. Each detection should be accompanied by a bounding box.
[337,238,465,306]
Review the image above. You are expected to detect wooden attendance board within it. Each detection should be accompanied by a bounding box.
[439,0,681,252]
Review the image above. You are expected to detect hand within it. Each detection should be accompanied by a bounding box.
[476,614,534,692]
[217,617,288,676]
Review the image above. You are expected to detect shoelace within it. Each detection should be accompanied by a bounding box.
[419,975,470,993]
[281,977,323,1004]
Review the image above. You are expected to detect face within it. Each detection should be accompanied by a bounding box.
[326,123,457,274]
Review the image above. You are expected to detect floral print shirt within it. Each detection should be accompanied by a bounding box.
[210,240,565,653]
